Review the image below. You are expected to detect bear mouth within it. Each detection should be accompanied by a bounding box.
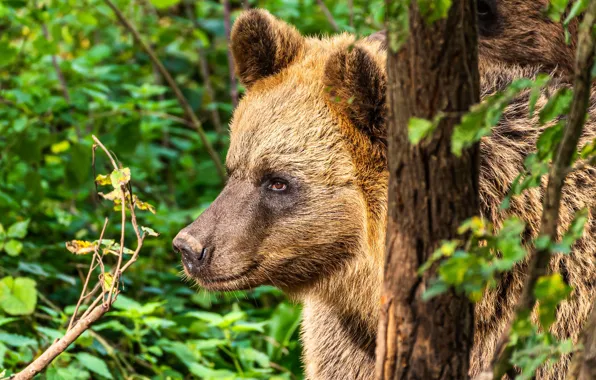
[190,261,262,291]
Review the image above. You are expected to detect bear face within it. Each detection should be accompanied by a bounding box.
[477,0,577,73]
[173,10,387,293]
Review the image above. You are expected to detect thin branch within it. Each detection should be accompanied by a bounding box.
[223,0,239,108]
[13,303,110,380]
[102,0,226,181]
[41,23,82,140]
[13,136,151,379]
[106,188,125,306]
[68,218,108,331]
[316,0,340,32]
[184,0,225,136]
[490,2,596,377]
[243,0,250,10]
[566,301,596,379]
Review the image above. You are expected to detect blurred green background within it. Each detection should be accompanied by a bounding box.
[0,0,383,378]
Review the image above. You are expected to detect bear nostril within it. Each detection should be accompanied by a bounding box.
[198,247,208,261]
[173,235,209,275]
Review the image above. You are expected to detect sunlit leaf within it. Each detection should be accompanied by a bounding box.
[65,240,97,255]
[141,226,160,237]
[534,274,572,329]
[408,117,436,145]
[95,173,111,186]
[0,277,37,316]
[110,167,131,188]
[150,0,181,9]
[4,239,23,256]
[7,219,29,239]
[135,196,156,214]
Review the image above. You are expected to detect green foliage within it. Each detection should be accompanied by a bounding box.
[408,117,436,144]
[0,0,382,378]
[0,277,37,316]
[421,61,593,373]
[417,0,452,24]
[451,76,549,156]
[386,1,409,52]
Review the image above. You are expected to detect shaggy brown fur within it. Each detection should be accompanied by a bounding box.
[477,0,579,74]
[174,7,596,380]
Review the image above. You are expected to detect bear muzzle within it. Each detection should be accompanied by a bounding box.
[173,232,209,277]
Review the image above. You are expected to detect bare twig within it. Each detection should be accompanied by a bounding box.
[223,0,239,108]
[13,303,110,379]
[102,0,226,181]
[243,0,250,10]
[13,136,151,379]
[68,218,109,330]
[316,0,340,32]
[184,0,225,136]
[490,1,596,378]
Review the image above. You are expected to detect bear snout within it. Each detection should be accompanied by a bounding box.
[173,232,209,277]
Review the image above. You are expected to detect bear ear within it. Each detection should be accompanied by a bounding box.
[230,9,305,88]
[324,46,387,143]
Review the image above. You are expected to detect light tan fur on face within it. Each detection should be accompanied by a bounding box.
[178,8,596,380]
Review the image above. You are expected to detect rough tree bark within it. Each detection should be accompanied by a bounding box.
[376,1,480,379]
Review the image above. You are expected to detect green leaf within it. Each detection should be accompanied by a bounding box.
[422,279,448,301]
[95,173,111,186]
[4,239,23,256]
[546,0,571,21]
[417,0,452,24]
[13,116,28,132]
[76,352,114,379]
[408,117,436,145]
[0,317,18,327]
[7,219,29,238]
[0,332,37,347]
[564,0,589,25]
[141,226,160,237]
[51,140,71,154]
[0,276,37,315]
[452,78,535,156]
[536,122,564,160]
[150,0,181,9]
[0,42,17,68]
[552,208,589,254]
[534,274,572,329]
[538,88,573,125]
[110,167,131,188]
[186,311,224,325]
[528,74,550,117]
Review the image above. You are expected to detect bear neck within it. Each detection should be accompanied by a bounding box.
[298,198,385,379]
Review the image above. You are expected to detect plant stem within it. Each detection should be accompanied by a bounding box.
[316,0,339,32]
[102,0,226,181]
[184,0,225,136]
[223,0,239,108]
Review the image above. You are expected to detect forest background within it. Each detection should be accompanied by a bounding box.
[0,0,385,378]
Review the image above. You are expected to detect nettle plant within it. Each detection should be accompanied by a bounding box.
[411,1,596,377]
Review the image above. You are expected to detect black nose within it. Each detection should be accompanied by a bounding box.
[173,236,208,276]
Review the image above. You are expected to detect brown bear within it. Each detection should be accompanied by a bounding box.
[173,4,596,379]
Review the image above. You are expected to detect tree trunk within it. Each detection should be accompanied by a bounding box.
[376,1,480,379]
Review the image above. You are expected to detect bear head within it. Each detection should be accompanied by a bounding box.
[173,10,388,292]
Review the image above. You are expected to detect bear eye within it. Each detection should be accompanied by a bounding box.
[267,179,288,192]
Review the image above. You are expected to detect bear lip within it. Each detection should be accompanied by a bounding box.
[191,261,262,291]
